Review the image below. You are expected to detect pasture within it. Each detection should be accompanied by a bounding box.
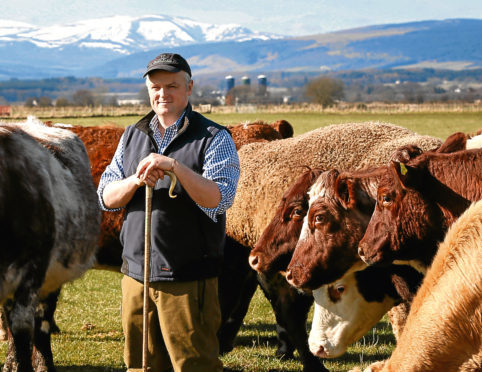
[1,110,481,371]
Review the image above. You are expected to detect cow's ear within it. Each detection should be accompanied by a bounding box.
[390,161,413,189]
[335,175,355,209]
[436,132,467,153]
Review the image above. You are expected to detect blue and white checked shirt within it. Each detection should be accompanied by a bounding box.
[97,111,240,222]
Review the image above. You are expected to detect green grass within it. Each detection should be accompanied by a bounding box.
[48,111,481,139]
[0,271,395,371]
[1,110,480,371]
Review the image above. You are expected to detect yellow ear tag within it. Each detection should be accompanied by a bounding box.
[400,163,408,176]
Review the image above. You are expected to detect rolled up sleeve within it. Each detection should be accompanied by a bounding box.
[198,129,240,222]
[97,133,126,212]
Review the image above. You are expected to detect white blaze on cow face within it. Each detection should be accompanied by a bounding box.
[298,173,332,242]
[308,271,395,358]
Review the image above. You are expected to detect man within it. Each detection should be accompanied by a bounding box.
[98,53,240,372]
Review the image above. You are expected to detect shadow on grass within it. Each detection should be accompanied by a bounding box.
[335,349,392,365]
[231,322,280,348]
[0,367,124,372]
[232,333,279,348]
[56,368,124,372]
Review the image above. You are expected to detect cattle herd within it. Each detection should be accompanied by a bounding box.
[0,116,480,372]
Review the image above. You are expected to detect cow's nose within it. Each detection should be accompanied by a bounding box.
[285,270,293,283]
[286,270,292,280]
[358,244,365,258]
[248,255,259,270]
[311,344,325,358]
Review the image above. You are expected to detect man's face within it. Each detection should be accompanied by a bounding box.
[146,70,193,124]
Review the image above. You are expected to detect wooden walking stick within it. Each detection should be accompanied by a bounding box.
[141,171,177,372]
[142,184,153,372]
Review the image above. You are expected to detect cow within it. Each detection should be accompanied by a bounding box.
[358,141,482,271]
[309,264,422,359]
[249,168,324,275]
[280,168,419,344]
[285,168,377,290]
[226,119,294,150]
[0,120,100,372]
[357,200,482,372]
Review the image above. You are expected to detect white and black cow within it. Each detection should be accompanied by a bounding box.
[0,119,100,372]
[308,264,422,358]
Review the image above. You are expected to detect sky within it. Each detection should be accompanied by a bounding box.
[2,0,482,36]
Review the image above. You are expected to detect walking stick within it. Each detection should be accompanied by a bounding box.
[142,184,153,372]
[141,171,177,372]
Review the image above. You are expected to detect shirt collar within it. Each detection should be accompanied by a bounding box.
[149,110,186,133]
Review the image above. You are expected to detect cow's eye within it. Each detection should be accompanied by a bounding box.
[381,195,392,206]
[315,214,325,224]
[290,207,305,220]
[336,285,345,294]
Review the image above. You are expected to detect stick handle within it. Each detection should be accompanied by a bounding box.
[142,185,153,372]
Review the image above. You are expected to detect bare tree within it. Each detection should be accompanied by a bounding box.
[38,96,52,107]
[72,89,95,106]
[55,97,70,107]
[305,77,344,107]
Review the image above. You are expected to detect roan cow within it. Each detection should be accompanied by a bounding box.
[0,120,100,372]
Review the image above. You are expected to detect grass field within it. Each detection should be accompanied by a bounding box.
[1,110,481,371]
[36,111,482,139]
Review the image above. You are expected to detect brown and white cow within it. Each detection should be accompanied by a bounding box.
[358,142,482,270]
[0,119,100,372]
[308,264,422,359]
[285,168,378,290]
[249,168,324,274]
[359,200,482,372]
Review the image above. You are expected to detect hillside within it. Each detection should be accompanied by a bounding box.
[0,18,480,80]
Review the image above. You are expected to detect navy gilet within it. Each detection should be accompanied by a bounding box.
[120,104,227,282]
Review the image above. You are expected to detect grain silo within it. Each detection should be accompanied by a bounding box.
[225,75,235,92]
[241,76,251,86]
[257,74,267,95]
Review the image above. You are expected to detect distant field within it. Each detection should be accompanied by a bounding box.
[1,110,481,371]
[40,111,481,138]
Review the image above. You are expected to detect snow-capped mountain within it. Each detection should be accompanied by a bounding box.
[0,14,278,54]
[0,17,480,80]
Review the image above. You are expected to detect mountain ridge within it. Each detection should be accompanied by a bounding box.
[0,17,480,80]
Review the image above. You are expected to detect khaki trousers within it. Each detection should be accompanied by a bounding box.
[121,275,223,372]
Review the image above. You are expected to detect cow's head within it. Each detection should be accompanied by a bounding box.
[358,161,439,267]
[249,168,323,274]
[308,265,401,358]
[285,169,375,289]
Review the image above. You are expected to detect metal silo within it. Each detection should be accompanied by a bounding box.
[225,75,235,92]
[241,76,251,86]
[257,74,267,95]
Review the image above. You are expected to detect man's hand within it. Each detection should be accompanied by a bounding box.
[136,153,175,187]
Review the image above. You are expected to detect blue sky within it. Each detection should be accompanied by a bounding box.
[2,0,482,35]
